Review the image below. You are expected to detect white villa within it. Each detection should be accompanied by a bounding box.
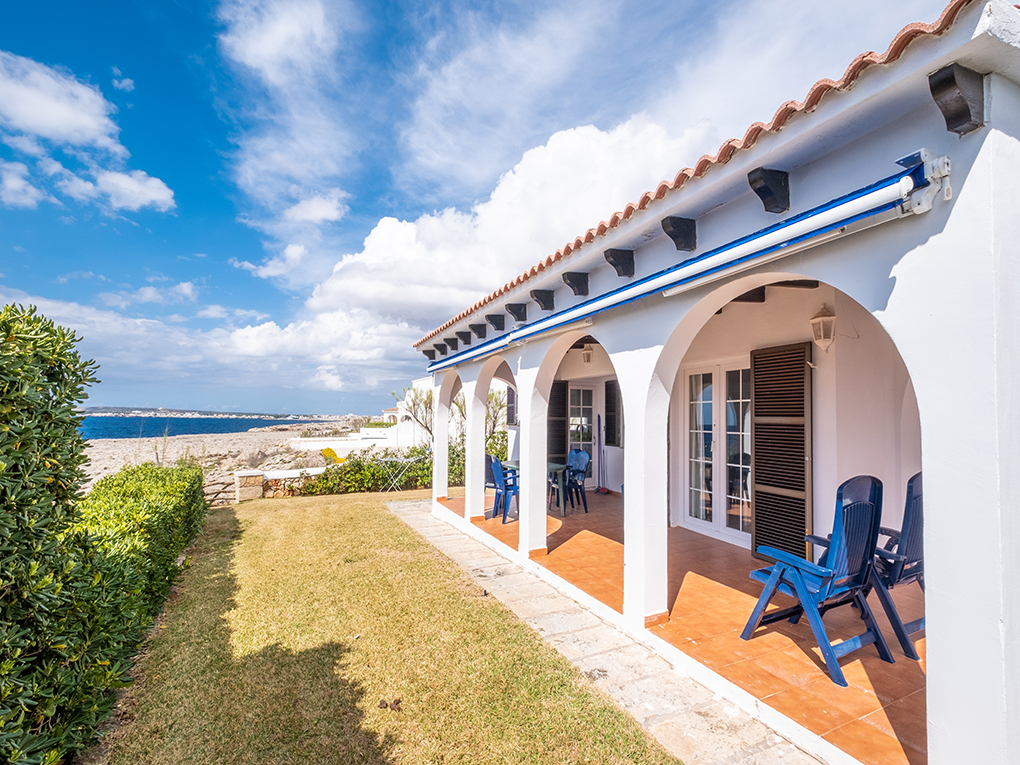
[413,2,1020,764]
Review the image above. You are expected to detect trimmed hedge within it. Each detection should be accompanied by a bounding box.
[1,305,207,764]
[77,463,206,618]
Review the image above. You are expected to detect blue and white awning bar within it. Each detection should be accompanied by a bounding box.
[427,150,950,373]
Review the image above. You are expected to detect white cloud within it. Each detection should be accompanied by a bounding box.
[196,304,229,319]
[308,116,712,330]
[2,134,45,157]
[0,160,46,208]
[403,3,610,194]
[56,174,98,201]
[197,303,271,322]
[95,169,175,211]
[231,242,306,278]
[98,281,197,308]
[0,50,175,214]
[56,270,94,283]
[218,0,340,87]
[0,50,125,155]
[112,77,135,92]
[308,366,346,391]
[282,188,347,223]
[217,0,353,209]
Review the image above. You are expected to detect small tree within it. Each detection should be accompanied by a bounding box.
[485,389,507,443]
[395,386,433,439]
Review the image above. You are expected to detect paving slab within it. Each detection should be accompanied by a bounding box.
[546,622,637,661]
[386,499,826,765]
[576,641,675,688]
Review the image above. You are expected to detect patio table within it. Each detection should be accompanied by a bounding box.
[502,460,569,518]
[379,454,425,492]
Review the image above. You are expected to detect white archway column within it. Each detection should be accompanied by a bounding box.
[516,364,547,556]
[432,373,452,502]
[462,377,487,519]
[616,348,670,629]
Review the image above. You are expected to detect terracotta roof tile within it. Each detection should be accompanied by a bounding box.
[414,0,975,349]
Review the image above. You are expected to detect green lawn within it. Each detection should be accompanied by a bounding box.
[92,490,681,765]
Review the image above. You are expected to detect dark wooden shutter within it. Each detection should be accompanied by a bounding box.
[506,386,517,426]
[548,380,568,465]
[605,379,620,447]
[751,342,812,560]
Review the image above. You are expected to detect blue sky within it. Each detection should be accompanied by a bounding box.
[0,0,947,414]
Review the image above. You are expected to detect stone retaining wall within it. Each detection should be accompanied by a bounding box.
[233,467,328,502]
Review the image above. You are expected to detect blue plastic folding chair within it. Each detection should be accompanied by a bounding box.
[491,460,519,524]
[741,475,894,686]
[869,472,924,660]
[563,448,591,513]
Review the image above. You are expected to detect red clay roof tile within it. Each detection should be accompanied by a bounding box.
[414,0,975,349]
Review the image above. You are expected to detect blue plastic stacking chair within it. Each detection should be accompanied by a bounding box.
[869,472,925,660]
[740,475,894,686]
[564,449,591,513]
[491,460,519,524]
[484,454,498,491]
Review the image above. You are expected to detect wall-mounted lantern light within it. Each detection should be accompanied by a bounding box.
[810,307,836,353]
[581,344,594,366]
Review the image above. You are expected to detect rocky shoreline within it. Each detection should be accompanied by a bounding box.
[82,422,329,492]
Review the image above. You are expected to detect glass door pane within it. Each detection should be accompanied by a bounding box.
[688,372,713,522]
[568,387,594,476]
[725,368,752,533]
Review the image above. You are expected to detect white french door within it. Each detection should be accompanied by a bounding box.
[568,386,594,481]
[683,361,752,545]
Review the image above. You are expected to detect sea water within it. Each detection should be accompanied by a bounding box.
[79,416,303,440]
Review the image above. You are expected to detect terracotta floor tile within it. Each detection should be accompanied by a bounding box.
[844,657,926,703]
[763,685,861,735]
[799,676,884,720]
[860,693,927,754]
[753,646,837,688]
[718,659,797,699]
[824,719,925,765]
[678,632,750,668]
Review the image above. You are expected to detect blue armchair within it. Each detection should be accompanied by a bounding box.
[741,475,894,686]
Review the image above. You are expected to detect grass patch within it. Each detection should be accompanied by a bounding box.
[96,491,680,765]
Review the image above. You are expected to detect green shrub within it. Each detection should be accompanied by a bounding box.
[362,421,395,428]
[0,305,100,765]
[0,305,207,764]
[485,429,508,461]
[77,463,206,617]
[301,444,441,495]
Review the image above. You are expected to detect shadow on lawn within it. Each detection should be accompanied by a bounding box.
[89,504,399,765]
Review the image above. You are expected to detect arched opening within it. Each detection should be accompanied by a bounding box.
[464,356,521,550]
[531,332,627,614]
[650,274,925,763]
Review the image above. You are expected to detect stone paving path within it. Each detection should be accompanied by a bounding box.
[387,499,827,765]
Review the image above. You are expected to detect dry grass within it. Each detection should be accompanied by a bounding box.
[93,490,680,765]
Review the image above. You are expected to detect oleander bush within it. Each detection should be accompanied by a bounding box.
[0,305,206,764]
